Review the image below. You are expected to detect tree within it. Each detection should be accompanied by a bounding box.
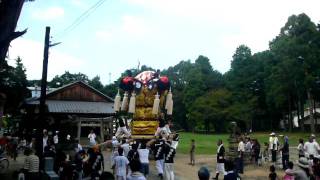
[188,89,233,133]
[89,76,104,92]
[224,45,259,131]
[269,13,320,132]
[0,0,33,62]
[0,57,30,114]
[48,71,89,88]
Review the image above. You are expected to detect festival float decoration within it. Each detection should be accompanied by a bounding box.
[114,70,172,139]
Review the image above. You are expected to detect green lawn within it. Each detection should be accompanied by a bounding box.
[177,132,319,155]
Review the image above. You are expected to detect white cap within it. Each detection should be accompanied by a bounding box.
[270,132,275,136]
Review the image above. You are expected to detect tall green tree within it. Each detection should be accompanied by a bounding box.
[269,13,320,132]
[0,57,29,114]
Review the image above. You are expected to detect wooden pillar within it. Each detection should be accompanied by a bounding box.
[100,119,104,142]
[77,119,81,142]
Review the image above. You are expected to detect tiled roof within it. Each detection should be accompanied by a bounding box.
[27,100,114,114]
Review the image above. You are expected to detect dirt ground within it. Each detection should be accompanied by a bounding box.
[172,154,285,180]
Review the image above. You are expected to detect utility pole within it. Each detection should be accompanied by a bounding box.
[39,26,61,120]
[39,26,50,119]
[37,27,61,160]
[35,26,50,163]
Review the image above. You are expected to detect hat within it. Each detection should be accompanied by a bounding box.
[298,157,309,168]
[112,136,116,140]
[55,131,59,133]
[311,134,316,138]
[270,132,275,136]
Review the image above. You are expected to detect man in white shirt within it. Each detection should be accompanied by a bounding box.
[88,130,97,146]
[138,142,150,177]
[111,136,120,166]
[304,137,320,158]
[120,138,130,157]
[112,147,129,180]
[42,129,48,153]
[237,137,245,174]
[269,132,278,164]
[245,137,252,152]
[53,131,59,145]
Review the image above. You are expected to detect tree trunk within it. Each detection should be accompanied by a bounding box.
[314,99,317,132]
[307,91,315,133]
[300,99,305,131]
[296,100,300,128]
[288,95,293,132]
[0,0,26,62]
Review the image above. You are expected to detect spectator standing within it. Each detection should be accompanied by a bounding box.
[297,139,304,158]
[263,142,269,163]
[213,139,225,180]
[75,139,83,153]
[88,130,97,146]
[42,129,48,153]
[112,148,129,180]
[281,136,289,170]
[127,159,146,180]
[23,148,40,180]
[268,165,278,180]
[270,132,279,165]
[53,131,59,145]
[137,142,150,177]
[190,139,195,166]
[236,137,245,174]
[245,137,252,152]
[304,136,320,158]
[252,139,261,165]
[43,139,56,158]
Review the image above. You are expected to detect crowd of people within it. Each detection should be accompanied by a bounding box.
[2,127,320,180]
[0,127,181,180]
[194,132,320,180]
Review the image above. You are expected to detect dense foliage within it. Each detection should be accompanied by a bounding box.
[21,13,320,133]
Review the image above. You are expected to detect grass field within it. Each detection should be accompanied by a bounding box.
[176,132,320,154]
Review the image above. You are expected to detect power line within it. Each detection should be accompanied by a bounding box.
[54,0,107,39]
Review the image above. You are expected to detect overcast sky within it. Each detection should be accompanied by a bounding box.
[8,0,320,84]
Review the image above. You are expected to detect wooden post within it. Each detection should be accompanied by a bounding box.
[100,119,104,142]
[77,119,81,142]
[39,26,50,120]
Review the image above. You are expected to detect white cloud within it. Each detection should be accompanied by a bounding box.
[95,30,113,41]
[32,7,65,20]
[70,0,89,9]
[8,38,85,81]
[95,15,151,42]
[121,15,149,35]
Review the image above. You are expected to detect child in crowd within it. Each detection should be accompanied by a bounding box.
[268,165,278,180]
